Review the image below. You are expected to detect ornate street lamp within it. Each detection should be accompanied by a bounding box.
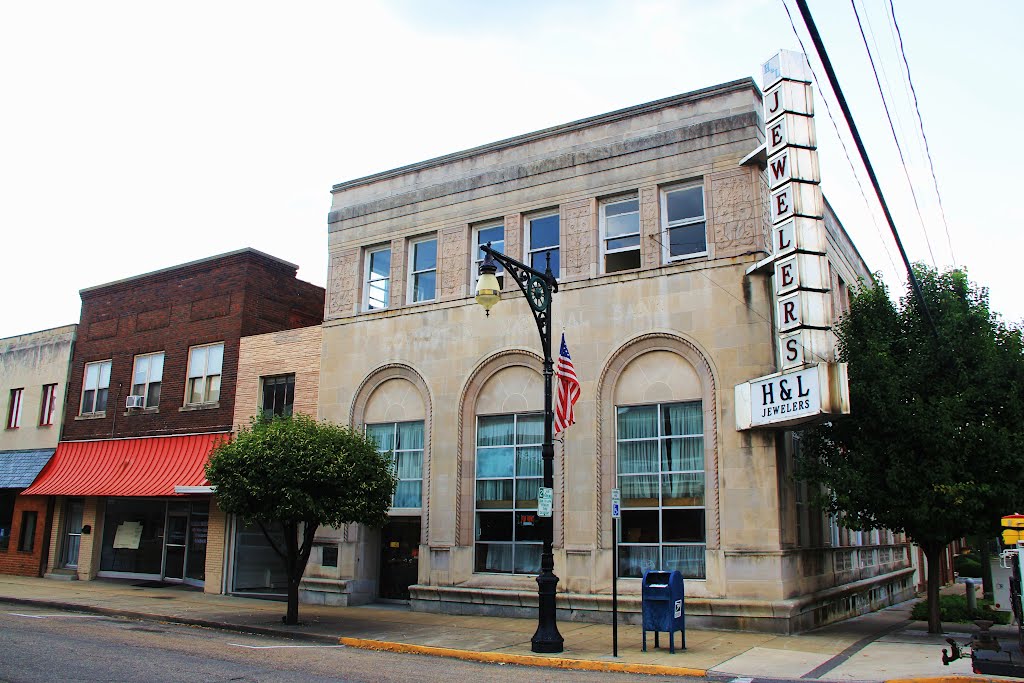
[475,243,564,654]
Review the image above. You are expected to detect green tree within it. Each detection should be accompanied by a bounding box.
[796,265,1024,633]
[206,414,396,624]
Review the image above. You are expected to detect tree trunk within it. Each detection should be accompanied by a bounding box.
[284,520,300,626]
[924,541,945,634]
[286,577,300,625]
[282,520,317,626]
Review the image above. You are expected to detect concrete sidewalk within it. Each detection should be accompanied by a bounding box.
[0,574,1014,682]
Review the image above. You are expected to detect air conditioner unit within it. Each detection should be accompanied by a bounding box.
[125,395,145,409]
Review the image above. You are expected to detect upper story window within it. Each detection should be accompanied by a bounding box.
[363,246,391,311]
[186,343,223,405]
[80,360,111,415]
[837,274,851,316]
[6,388,23,429]
[407,236,437,304]
[261,374,295,418]
[366,420,424,509]
[131,352,164,408]
[39,384,57,426]
[525,212,560,278]
[600,196,641,273]
[661,184,706,262]
[473,223,504,290]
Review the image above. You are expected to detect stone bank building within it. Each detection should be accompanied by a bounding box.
[316,77,912,632]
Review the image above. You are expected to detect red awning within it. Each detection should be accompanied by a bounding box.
[22,433,229,497]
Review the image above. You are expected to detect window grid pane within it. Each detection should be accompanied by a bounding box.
[527,214,560,279]
[663,186,706,260]
[366,248,391,310]
[476,413,543,574]
[411,238,437,303]
[603,198,641,274]
[617,401,706,579]
[81,361,111,414]
[367,421,423,508]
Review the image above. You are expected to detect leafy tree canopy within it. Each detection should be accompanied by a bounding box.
[207,413,396,529]
[796,265,1024,631]
[205,413,396,623]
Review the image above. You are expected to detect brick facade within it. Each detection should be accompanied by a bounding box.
[0,496,50,576]
[62,249,324,441]
[233,325,322,429]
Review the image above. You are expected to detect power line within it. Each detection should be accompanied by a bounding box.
[850,0,937,268]
[777,0,902,282]
[793,0,938,337]
[888,0,957,266]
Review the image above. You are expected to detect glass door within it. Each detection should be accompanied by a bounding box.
[184,502,209,586]
[378,516,421,600]
[61,499,84,568]
[162,504,188,581]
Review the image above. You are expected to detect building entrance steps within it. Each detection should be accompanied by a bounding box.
[0,574,1011,682]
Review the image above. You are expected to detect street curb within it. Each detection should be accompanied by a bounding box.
[337,636,708,677]
[0,596,343,645]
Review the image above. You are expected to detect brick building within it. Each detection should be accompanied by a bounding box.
[222,324,323,597]
[24,249,324,589]
[0,325,76,575]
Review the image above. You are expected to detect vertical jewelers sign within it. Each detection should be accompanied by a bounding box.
[735,50,850,431]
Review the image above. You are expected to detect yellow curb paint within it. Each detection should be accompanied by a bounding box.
[338,637,707,677]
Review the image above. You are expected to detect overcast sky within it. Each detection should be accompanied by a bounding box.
[2,0,1021,339]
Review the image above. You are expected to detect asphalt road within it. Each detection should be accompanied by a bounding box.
[0,604,706,683]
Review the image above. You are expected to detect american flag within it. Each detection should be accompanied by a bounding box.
[554,333,580,435]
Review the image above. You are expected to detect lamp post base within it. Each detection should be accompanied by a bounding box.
[531,568,564,653]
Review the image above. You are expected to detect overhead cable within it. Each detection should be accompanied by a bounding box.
[888,0,957,266]
[778,0,902,281]
[850,0,937,268]
[793,0,938,337]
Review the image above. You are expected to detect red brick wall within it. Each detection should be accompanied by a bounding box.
[62,250,325,441]
[0,496,50,576]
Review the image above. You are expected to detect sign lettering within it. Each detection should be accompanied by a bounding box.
[769,151,790,186]
[735,50,849,430]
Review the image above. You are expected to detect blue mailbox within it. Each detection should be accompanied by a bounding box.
[641,569,685,653]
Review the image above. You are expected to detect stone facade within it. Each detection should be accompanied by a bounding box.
[318,79,903,632]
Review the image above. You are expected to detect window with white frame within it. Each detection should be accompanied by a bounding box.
[186,343,223,405]
[617,401,706,579]
[7,388,23,429]
[366,421,424,508]
[600,196,641,273]
[131,352,164,408]
[363,246,391,311]
[661,184,706,261]
[525,212,560,278]
[407,236,437,303]
[80,360,111,415]
[474,413,543,574]
[473,223,504,290]
[261,374,294,418]
[39,384,57,426]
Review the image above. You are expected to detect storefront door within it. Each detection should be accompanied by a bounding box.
[162,505,189,581]
[61,499,84,568]
[378,517,420,600]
